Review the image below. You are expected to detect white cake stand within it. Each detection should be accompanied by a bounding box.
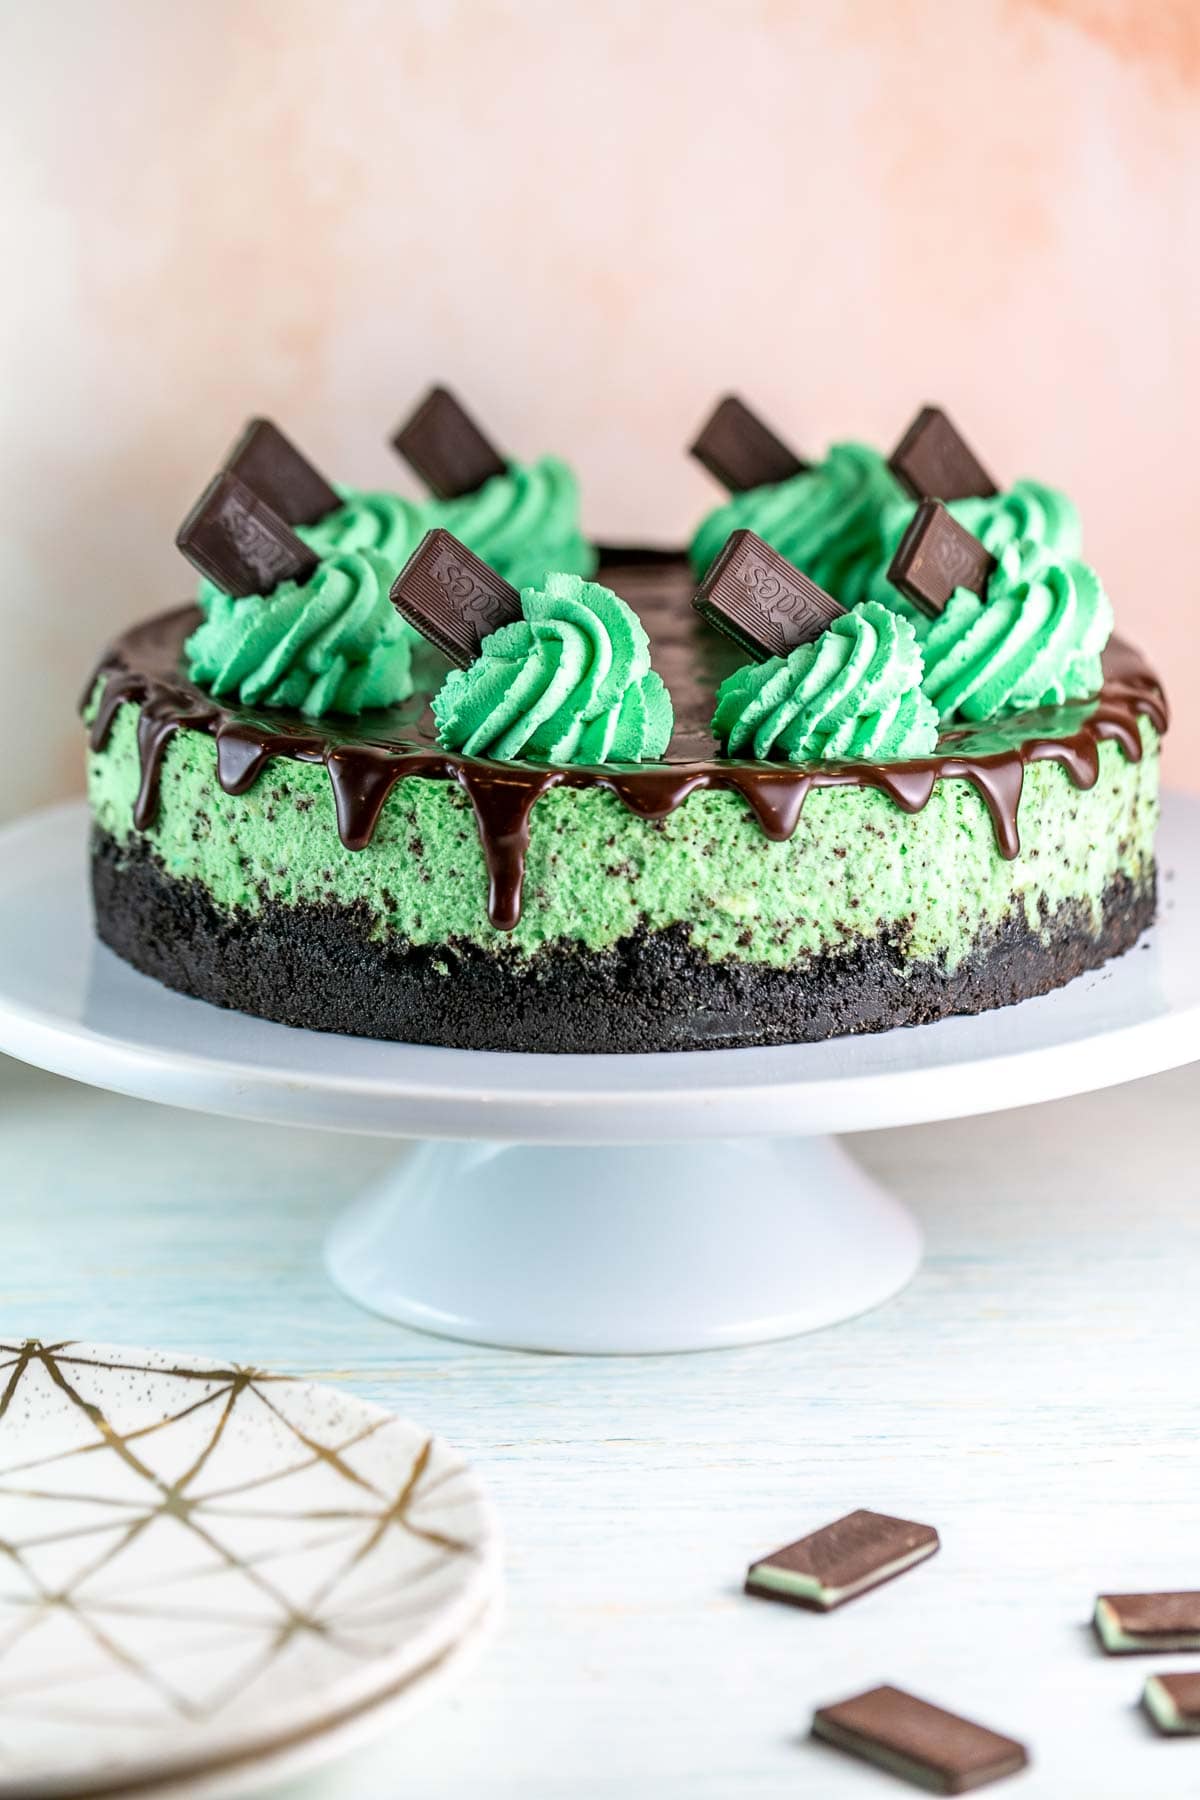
[1,800,1198,1354]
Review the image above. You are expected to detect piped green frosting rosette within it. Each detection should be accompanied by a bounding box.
[713,600,939,763]
[433,572,673,764]
[690,445,904,603]
[431,456,597,591]
[196,487,431,615]
[933,478,1080,564]
[186,548,415,718]
[197,457,596,610]
[867,478,1084,627]
[918,547,1113,723]
[302,487,430,564]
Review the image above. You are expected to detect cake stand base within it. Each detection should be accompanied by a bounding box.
[323,1136,922,1353]
[2,801,1199,1357]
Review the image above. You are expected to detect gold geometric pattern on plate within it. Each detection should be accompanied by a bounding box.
[0,1339,499,1796]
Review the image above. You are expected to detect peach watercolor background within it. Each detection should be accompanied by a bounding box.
[2,0,1197,818]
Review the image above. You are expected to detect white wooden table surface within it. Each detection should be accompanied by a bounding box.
[3,1049,1199,1799]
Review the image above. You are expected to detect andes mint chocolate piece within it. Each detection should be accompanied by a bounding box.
[1143,1672,1200,1736]
[390,528,522,667]
[746,1509,939,1611]
[224,417,341,526]
[812,1686,1029,1793]
[391,386,508,500]
[689,394,809,492]
[889,405,998,502]
[693,529,843,662]
[1094,1591,1200,1654]
[175,472,320,599]
[888,501,997,616]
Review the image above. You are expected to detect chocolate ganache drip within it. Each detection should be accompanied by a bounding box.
[84,555,1168,933]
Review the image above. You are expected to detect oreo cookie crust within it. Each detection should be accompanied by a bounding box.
[92,828,1154,1054]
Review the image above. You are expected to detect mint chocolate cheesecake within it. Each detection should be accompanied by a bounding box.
[83,402,1166,1054]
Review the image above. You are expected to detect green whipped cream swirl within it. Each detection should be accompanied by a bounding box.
[690,443,903,602]
[947,478,1081,562]
[432,572,673,764]
[867,478,1084,624]
[432,456,597,590]
[196,487,430,615]
[712,600,939,763]
[300,486,429,564]
[920,549,1113,722]
[195,458,592,608]
[186,548,415,718]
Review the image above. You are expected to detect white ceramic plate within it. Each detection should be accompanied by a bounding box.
[0,1339,501,1799]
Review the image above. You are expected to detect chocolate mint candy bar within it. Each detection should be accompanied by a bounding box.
[1094,1591,1200,1654]
[888,501,996,616]
[694,529,844,663]
[812,1685,1029,1793]
[223,417,341,527]
[391,528,522,667]
[689,395,809,492]
[889,405,998,502]
[176,472,319,599]
[1144,1672,1200,1736]
[745,1508,939,1611]
[392,385,508,500]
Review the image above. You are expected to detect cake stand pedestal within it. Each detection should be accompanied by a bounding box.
[324,1137,919,1350]
[1,800,1197,1353]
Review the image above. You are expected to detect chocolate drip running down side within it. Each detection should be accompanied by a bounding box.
[84,557,1169,932]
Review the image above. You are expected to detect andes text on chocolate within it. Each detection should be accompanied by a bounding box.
[390,527,523,666]
[693,528,844,661]
[175,472,320,599]
[888,500,997,616]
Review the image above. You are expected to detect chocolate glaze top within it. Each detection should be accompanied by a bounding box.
[85,553,1169,931]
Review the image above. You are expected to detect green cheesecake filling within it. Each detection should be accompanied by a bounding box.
[87,690,1159,972]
